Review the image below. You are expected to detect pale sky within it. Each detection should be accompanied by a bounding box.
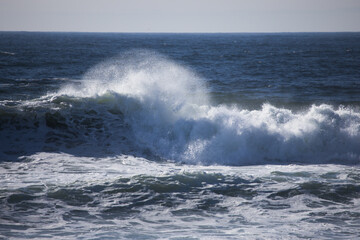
[0,0,359,32]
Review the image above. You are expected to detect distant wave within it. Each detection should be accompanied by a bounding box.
[2,50,360,165]
[0,50,15,56]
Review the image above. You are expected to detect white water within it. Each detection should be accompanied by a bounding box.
[1,151,359,239]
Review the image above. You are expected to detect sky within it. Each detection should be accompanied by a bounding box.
[0,0,359,32]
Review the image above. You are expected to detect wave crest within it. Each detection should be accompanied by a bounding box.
[12,51,360,165]
[59,50,209,114]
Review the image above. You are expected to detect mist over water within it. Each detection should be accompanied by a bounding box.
[1,32,360,239]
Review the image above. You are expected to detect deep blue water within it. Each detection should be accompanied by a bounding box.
[1,32,360,106]
[0,32,360,239]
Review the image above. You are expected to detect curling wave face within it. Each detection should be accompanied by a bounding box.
[1,51,360,165]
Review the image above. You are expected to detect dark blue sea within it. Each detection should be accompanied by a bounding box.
[1,32,360,239]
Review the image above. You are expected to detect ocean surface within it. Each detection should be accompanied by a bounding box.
[1,32,360,239]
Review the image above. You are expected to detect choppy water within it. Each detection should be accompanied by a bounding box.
[1,32,360,239]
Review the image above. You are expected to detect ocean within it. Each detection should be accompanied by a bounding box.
[0,32,360,239]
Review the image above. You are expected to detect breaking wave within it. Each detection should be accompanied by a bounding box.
[2,51,360,165]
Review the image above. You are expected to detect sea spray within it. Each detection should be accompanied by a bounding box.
[59,50,209,107]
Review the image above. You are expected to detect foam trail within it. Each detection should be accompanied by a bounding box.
[58,51,360,165]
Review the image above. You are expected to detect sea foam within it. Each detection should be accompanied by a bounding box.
[58,51,360,165]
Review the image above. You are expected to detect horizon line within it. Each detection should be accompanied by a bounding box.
[1,30,360,34]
